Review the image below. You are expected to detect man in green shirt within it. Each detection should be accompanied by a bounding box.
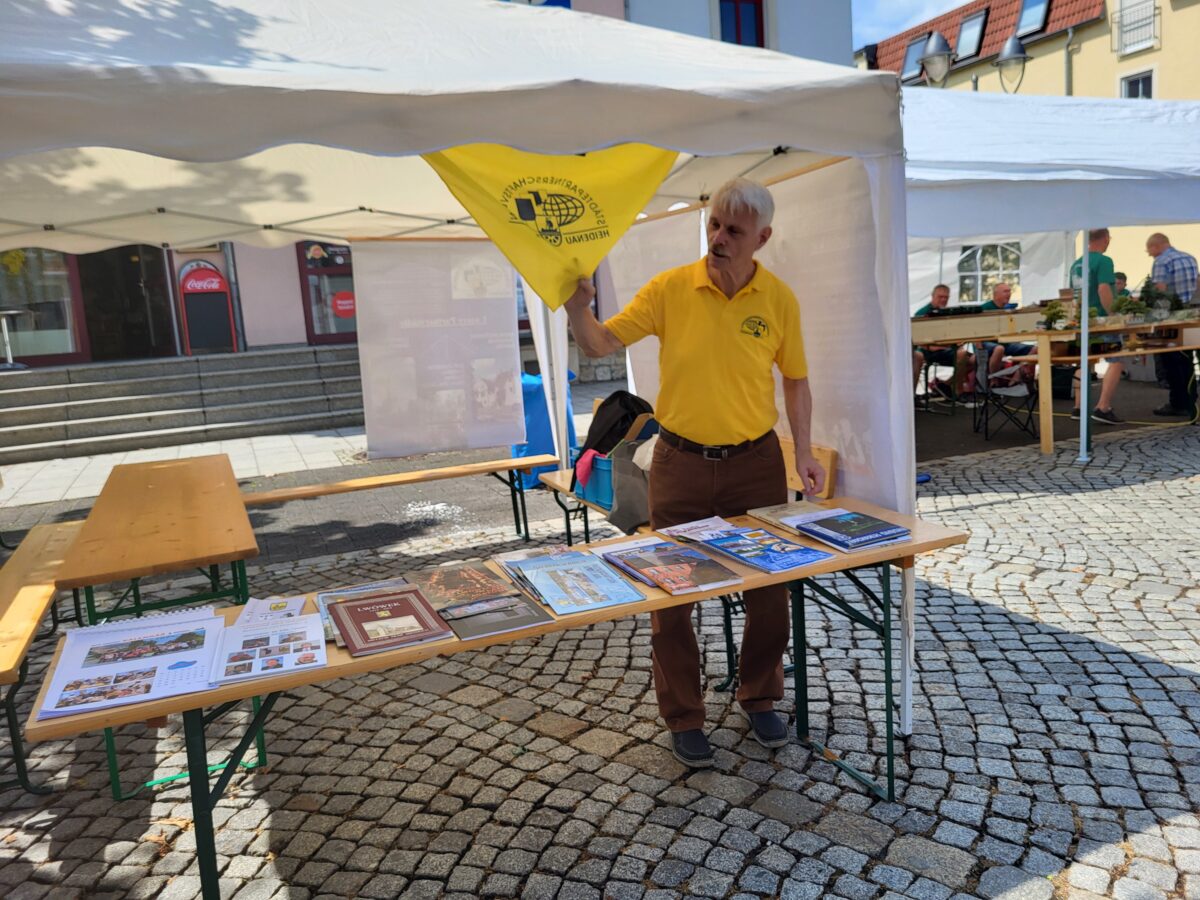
[911,283,970,400]
[1068,228,1123,424]
[980,283,1032,382]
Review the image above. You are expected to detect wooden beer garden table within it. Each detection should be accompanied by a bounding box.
[28,497,966,900]
[996,320,1200,454]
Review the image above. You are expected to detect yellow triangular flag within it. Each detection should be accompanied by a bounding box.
[423,143,678,310]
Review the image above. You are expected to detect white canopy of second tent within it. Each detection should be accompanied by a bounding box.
[903,89,1200,238]
[903,89,1200,459]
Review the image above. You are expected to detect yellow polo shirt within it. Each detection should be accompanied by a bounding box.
[604,257,807,445]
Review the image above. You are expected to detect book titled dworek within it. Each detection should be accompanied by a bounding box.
[328,587,452,656]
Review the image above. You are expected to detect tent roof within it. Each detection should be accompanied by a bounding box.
[0,0,899,253]
[903,90,1200,237]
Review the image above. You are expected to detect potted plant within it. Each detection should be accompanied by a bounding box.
[1041,300,1067,330]
[1112,293,1149,324]
[1137,278,1181,321]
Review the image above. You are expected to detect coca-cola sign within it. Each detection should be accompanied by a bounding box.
[179,259,228,294]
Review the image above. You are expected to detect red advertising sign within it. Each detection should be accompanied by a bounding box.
[332,290,356,319]
[179,260,229,294]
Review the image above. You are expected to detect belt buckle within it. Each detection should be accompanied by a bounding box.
[701,445,729,461]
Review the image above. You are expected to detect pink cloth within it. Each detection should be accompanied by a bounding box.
[575,449,599,487]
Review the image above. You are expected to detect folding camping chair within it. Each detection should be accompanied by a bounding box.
[971,352,1038,440]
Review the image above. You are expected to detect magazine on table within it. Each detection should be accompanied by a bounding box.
[210,613,327,684]
[791,509,911,552]
[39,607,223,719]
[699,528,834,573]
[591,535,672,586]
[404,560,522,615]
[328,586,452,656]
[314,577,410,646]
[746,500,832,532]
[493,545,574,598]
[447,593,554,641]
[658,516,740,542]
[503,552,645,615]
[236,596,307,625]
[604,541,742,595]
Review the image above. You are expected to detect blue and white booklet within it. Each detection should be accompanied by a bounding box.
[504,551,645,616]
[699,527,833,573]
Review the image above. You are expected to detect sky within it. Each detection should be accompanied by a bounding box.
[853,0,963,48]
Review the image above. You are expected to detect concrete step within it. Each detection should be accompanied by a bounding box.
[0,376,363,427]
[0,360,361,407]
[0,392,363,446]
[0,409,365,464]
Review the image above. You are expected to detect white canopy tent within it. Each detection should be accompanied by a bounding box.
[903,89,1200,459]
[1,0,923,727]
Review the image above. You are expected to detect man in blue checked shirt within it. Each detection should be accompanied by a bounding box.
[1147,233,1199,418]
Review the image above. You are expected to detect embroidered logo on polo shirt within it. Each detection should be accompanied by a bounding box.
[740,316,769,338]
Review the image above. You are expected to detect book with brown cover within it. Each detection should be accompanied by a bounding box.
[404,561,520,613]
[327,587,452,656]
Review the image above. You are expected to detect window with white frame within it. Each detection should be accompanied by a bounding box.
[956,11,987,60]
[1016,0,1049,36]
[1122,71,1153,98]
[958,243,1022,304]
[901,36,927,81]
[1114,0,1159,55]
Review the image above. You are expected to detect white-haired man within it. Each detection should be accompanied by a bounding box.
[564,177,824,768]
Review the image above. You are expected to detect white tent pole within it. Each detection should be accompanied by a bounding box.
[1077,228,1091,463]
[937,238,945,287]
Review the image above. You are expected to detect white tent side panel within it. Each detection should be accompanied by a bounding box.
[351,241,524,459]
[607,160,912,514]
[907,231,1068,310]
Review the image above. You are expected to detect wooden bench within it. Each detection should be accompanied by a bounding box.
[242,454,559,541]
[1,521,82,794]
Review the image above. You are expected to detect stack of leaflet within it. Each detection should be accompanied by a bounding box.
[497,547,645,615]
[600,537,742,595]
[750,503,910,552]
[657,516,831,574]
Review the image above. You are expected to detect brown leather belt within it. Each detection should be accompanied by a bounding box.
[658,427,773,461]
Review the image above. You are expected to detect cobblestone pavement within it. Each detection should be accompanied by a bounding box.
[2,425,1199,900]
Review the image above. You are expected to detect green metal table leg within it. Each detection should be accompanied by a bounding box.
[208,564,220,592]
[84,585,98,626]
[131,578,143,616]
[183,694,280,900]
[2,659,51,795]
[715,595,740,693]
[791,581,808,740]
[516,474,530,541]
[70,589,83,625]
[880,564,896,800]
[549,489,575,546]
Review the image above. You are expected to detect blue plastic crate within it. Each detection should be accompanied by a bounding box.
[577,455,613,510]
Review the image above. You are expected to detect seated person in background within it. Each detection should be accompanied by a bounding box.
[1114,272,1132,299]
[980,283,1033,382]
[912,284,971,399]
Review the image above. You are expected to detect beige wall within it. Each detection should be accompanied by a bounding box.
[231,244,309,348]
[932,2,1200,289]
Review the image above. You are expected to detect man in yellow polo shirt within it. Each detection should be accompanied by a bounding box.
[564,177,824,768]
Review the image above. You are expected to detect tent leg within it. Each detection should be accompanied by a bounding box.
[899,562,915,736]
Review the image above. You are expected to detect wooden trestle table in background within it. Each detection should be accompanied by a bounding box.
[28,497,966,900]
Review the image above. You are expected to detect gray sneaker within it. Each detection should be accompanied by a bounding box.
[738,707,790,749]
[1091,407,1123,425]
[670,729,715,768]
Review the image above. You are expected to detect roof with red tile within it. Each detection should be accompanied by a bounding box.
[870,0,1105,78]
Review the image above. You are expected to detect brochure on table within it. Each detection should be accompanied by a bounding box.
[237,596,307,624]
[39,608,222,719]
[211,613,327,684]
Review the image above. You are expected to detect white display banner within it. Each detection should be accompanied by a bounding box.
[907,231,1069,310]
[352,241,524,459]
[607,210,705,405]
[760,160,907,510]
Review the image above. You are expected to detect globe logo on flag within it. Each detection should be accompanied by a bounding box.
[512,191,586,246]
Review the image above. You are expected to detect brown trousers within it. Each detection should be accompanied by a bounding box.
[648,431,789,732]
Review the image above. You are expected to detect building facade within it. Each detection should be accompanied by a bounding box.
[857,0,1200,291]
